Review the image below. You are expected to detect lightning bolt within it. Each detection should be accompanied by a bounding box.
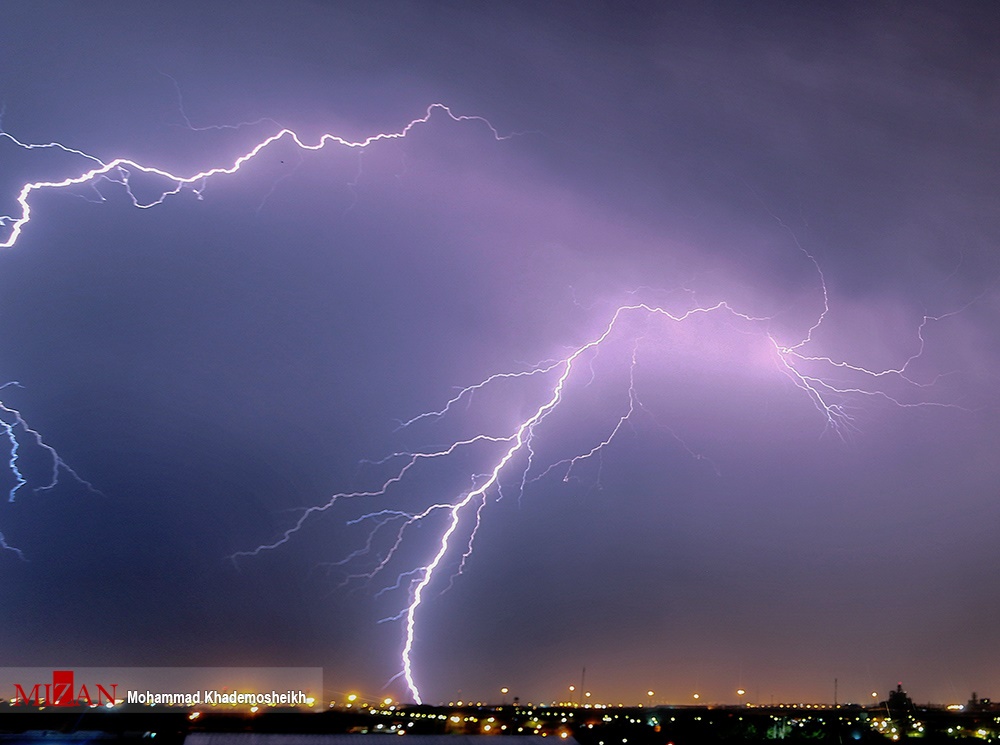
[0,381,100,558]
[0,102,973,701]
[234,291,963,704]
[0,103,506,559]
[0,103,508,250]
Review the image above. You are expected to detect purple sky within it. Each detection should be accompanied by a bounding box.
[1,1,1000,706]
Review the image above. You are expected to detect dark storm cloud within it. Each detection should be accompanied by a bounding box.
[0,0,999,706]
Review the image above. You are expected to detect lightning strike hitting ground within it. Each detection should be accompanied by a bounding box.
[231,295,960,703]
[0,104,969,699]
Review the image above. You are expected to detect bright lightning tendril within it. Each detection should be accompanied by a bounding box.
[0,104,502,558]
[0,103,968,700]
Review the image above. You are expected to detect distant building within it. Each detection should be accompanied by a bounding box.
[968,692,999,712]
[887,683,913,712]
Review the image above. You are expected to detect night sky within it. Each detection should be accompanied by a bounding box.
[2,1,1000,707]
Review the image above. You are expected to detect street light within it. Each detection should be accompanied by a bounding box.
[501,687,509,705]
